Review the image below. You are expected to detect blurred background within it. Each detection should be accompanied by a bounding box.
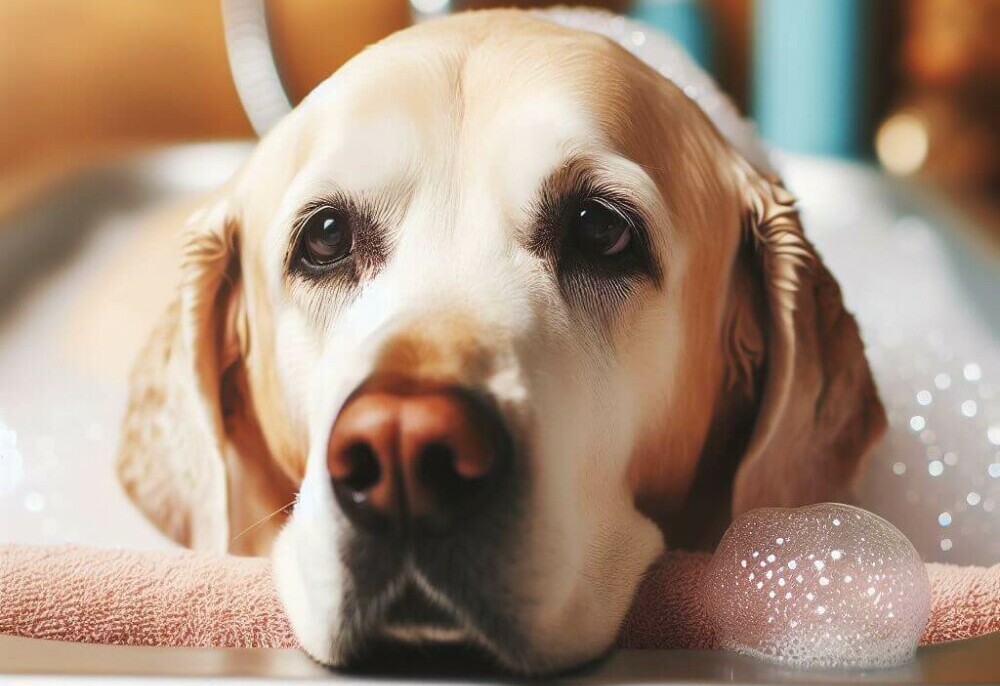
[2,0,998,236]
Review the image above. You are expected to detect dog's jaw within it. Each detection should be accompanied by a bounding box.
[272,476,348,665]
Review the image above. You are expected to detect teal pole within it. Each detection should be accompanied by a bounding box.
[631,0,712,70]
[753,0,866,157]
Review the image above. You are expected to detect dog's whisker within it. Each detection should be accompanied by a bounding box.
[231,500,296,543]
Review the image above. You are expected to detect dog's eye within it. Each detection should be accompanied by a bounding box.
[570,200,632,257]
[300,209,353,267]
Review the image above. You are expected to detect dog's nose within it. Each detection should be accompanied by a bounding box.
[327,384,511,535]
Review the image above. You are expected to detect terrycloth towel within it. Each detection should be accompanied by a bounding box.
[618,552,1000,648]
[0,545,296,649]
[1,545,997,650]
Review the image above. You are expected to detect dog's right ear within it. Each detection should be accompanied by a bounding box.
[116,198,245,552]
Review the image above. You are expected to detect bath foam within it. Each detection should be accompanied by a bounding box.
[702,503,931,669]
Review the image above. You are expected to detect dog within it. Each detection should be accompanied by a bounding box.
[116,10,886,674]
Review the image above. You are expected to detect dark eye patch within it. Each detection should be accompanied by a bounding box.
[528,165,661,314]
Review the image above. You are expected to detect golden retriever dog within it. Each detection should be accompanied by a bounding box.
[116,10,886,674]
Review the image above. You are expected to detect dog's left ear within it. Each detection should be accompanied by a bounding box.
[729,159,887,515]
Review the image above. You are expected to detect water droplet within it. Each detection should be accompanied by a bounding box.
[24,491,45,513]
[963,363,982,382]
[909,416,926,431]
[892,462,906,475]
[916,390,932,405]
[928,460,944,476]
[934,373,952,390]
[938,512,952,527]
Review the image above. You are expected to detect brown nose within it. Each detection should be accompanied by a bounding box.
[327,384,511,536]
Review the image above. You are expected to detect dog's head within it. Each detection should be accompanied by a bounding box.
[117,11,885,674]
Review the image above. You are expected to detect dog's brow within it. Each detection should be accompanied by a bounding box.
[540,155,637,203]
[529,154,653,226]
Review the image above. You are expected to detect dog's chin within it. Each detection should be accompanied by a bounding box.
[275,549,588,676]
[369,568,578,674]
[274,528,526,674]
[346,635,509,677]
[305,577,618,677]
[341,584,515,676]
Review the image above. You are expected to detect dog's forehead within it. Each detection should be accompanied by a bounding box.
[298,15,632,188]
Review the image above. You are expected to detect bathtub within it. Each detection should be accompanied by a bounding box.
[0,144,997,682]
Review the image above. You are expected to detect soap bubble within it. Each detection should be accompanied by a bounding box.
[702,503,930,669]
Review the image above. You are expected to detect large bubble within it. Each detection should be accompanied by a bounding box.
[702,503,931,669]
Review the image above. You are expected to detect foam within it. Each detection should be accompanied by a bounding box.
[702,503,931,669]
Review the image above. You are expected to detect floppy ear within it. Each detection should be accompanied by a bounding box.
[728,159,887,515]
[116,201,245,552]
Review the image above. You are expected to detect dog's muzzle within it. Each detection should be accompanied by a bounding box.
[324,376,526,668]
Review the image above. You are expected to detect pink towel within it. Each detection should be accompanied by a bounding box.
[1,545,997,650]
[0,545,296,649]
